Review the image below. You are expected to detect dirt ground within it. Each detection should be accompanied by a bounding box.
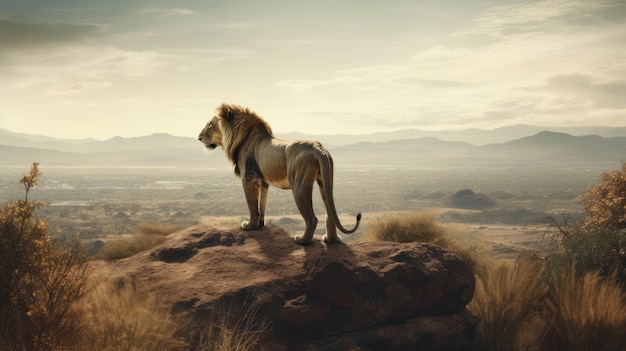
[198,212,545,261]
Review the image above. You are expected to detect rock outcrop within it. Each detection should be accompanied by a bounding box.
[448,189,496,210]
[98,225,477,350]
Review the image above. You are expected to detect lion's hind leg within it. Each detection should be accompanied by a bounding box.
[322,218,342,244]
[318,180,342,244]
[292,184,318,245]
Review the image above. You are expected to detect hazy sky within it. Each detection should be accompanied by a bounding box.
[1,0,625,140]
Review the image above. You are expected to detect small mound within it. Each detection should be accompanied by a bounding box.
[194,192,208,199]
[448,189,496,210]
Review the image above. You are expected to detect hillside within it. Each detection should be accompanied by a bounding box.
[280,124,626,146]
[1,128,625,169]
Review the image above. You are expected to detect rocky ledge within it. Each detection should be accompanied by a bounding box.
[98,225,478,350]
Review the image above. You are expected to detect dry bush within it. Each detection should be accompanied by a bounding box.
[0,163,91,351]
[469,260,548,351]
[99,222,180,260]
[544,264,626,351]
[76,278,187,351]
[367,210,450,245]
[367,210,488,273]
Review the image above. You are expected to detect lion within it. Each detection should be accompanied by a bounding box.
[198,103,361,245]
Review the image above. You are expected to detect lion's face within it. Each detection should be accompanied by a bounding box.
[198,116,222,150]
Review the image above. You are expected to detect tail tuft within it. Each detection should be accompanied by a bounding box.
[356,213,362,221]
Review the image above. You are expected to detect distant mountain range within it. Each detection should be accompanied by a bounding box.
[1,126,624,169]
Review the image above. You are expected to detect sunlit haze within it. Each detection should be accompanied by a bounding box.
[1,0,625,140]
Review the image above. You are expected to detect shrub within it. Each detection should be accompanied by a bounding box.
[544,264,626,351]
[469,260,547,351]
[579,162,626,231]
[575,162,626,284]
[540,163,626,286]
[367,210,450,245]
[367,210,488,273]
[0,163,90,350]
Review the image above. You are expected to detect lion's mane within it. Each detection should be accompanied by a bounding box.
[216,104,273,177]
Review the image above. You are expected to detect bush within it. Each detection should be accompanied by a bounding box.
[0,163,90,350]
[544,264,626,351]
[367,210,450,245]
[575,162,626,284]
[469,260,547,351]
[579,162,626,231]
[540,163,626,286]
[367,210,488,274]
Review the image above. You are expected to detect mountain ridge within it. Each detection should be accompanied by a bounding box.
[1,127,624,169]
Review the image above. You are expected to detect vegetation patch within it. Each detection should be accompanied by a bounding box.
[99,222,181,260]
[367,210,489,274]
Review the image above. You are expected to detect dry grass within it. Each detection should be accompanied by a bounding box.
[544,265,626,351]
[195,295,269,351]
[138,222,183,236]
[469,260,548,351]
[99,222,181,260]
[75,278,187,351]
[367,210,489,273]
[367,210,450,244]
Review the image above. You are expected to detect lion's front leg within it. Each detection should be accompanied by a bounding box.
[241,180,264,230]
[258,182,269,228]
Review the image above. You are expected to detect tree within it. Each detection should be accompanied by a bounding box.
[558,162,626,285]
[580,162,626,231]
[0,163,91,350]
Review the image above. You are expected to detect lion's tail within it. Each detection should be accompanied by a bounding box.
[316,148,361,234]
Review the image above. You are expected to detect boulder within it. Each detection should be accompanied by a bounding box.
[98,225,478,350]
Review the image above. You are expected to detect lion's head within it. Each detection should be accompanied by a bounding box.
[198,103,273,155]
[198,116,221,150]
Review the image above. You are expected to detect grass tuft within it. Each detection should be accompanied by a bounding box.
[76,278,187,351]
[367,210,488,273]
[196,296,270,351]
[470,260,548,351]
[367,210,450,245]
[544,264,626,351]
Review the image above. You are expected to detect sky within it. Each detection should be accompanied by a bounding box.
[0,0,625,140]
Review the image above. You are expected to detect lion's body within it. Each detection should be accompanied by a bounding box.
[198,104,360,244]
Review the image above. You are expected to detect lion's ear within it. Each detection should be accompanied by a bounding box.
[219,104,233,121]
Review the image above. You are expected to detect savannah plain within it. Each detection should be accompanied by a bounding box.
[0,163,602,258]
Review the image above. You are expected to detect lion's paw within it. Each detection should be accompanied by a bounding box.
[322,234,342,244]
[294,235,313,245]
[241,221,260,230]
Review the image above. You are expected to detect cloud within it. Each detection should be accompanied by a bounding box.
[276,76,364,92]
[46,82,112,95]
[545,74,626,109]
[0,18,106,50]
[458,0,620,38]
[96,48,165,77]
[140,7,201,17]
